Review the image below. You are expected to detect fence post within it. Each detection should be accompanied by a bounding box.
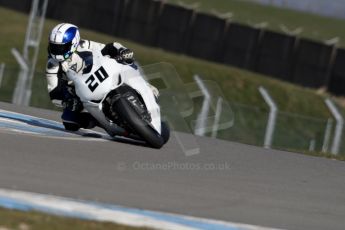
[11,48,29,105]
[309,139,316,152]
[325,99,344,155]
[259,86,278,148]
[194,75,210,136]
[0,63,5,87]
[10,0,48,106]
[322,118,333,153]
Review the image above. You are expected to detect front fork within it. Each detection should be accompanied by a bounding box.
[83,102,125,137]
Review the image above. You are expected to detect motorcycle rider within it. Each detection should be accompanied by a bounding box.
[46,23,158,131]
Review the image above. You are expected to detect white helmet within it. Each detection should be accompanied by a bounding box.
[48,23,80,62]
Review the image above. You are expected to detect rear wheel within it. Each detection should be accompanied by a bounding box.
[112,97,165,149]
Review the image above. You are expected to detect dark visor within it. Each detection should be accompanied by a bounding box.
[48,41,72,55]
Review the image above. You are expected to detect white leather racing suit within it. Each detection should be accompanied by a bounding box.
[45,40,131,107]
[45,40,134,130]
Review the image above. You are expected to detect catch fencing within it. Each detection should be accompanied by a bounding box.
[0,65,343,156]
[2,0,345,95]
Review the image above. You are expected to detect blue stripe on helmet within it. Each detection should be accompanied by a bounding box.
[62,27,77,43]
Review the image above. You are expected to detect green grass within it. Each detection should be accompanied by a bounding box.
[0,208,149,230]
[168,0,345,47]
[283,149,345,161]
[1,7,344,155]
[0,7,332,116]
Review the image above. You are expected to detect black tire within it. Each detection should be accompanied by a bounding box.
[161,121,170,144]
[63,122,80,131]
[113,97,165,149]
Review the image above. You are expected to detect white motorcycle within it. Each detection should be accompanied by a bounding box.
[65,52,170,148]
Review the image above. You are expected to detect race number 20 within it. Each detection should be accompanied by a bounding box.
[85,66,109,92]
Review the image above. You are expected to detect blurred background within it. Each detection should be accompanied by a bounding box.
[1,0,345,157]
[251,0,345,19]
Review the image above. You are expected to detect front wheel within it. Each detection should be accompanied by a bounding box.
[112,97,166,148]
[161,121,170,144]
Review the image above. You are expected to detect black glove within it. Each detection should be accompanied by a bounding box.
[62,97,83,112]
[62,86,83,112]
[116,48,134,64]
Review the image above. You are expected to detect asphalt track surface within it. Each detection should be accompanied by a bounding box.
[0,102,344,230]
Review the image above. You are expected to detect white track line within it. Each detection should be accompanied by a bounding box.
[0,189,282,230]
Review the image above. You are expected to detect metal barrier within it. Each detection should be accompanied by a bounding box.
[1,0,344,95]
